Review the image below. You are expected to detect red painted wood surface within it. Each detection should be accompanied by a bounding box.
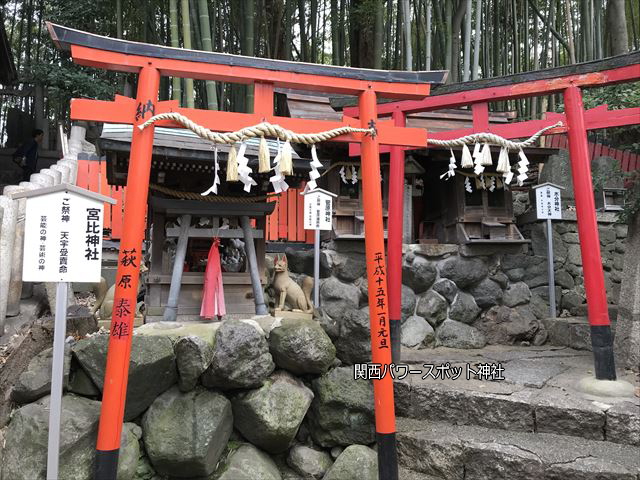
[77,159,126,240]
[545,134,638,173]
[264,186,313,244]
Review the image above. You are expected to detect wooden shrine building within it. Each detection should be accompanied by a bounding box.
[98,123,315,320]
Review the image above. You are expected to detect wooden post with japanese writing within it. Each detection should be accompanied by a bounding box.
[13,184,115,480]
[94,65,160,479]
[359,88,398,480]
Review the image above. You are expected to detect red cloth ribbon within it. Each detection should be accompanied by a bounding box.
[200,238,226,318]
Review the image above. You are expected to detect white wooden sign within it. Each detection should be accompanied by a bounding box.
[22,186,109,283]
[535,183,562,220]
[303,188,336,231]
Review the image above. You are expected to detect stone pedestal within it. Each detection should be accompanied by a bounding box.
[273,309,313,321]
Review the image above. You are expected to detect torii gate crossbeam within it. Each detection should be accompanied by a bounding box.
[47,23,447,480]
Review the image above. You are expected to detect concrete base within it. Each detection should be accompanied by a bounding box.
[576,376,636,398]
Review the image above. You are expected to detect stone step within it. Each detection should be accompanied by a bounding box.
[396,418,640,480]
[394,370,639,447]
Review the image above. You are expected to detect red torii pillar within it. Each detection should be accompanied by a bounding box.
[387,109,406,363]
[564,85,616,380]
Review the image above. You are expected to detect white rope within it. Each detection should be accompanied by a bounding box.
[138,111,375,145]
[428,122,563,150]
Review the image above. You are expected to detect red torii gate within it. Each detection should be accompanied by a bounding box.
[47,23,447,480]
[344,52,640,382]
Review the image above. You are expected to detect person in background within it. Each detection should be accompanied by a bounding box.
[12,128,44,181]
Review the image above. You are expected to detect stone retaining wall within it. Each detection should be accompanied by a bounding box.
[519,210,627,316]
[1,319,380,480]
[283,215,627,351]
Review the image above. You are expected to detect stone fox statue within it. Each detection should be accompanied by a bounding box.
[273,255,314,313]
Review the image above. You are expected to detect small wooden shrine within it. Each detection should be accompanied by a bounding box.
[99,123,313,320]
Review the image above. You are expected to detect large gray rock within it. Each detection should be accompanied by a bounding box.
[268,318,336,375]
[476,305,547,346]
[202,319,275,390]
[439,257,488,288]
[175,335,214,392]
[468,278,503,309]
[436,319,486,349]
[449,292,481,324]
[118,423,141,480]
[2,395,137,480]
[402,256,437,293]
[401,315,435,348]
[332,252,367,282]
[11,345,71,404]
[432,278,458,303]
[142,386,232,477]
[323,445,377,480]
[529,222,567,261]
[214,444,282,480]
[232,371,314,454]
[401,284,417,319]
[307,367,375,447]
[503,282,531,307]
[285,247,330,277]
[320,277,360,320]
[72,334,177,420]
[287,445,333,479]
[332,308,371,365]
[416,290,448,327]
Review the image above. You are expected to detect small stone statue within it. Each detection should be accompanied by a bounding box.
[271,255,313,313]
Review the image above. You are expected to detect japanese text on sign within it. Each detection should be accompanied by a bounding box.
[535,185,562,220]
[23,190,105,282]
[303,190,334,231]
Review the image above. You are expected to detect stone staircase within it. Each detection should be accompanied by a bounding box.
[391,345,640,479]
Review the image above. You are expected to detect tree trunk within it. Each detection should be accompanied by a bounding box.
[471,0,481,79]
[463,0,472,81]
[564,0,576,63]
[606,0,629,55]
[425,0,432,70]
[181,0,195,108]
[493,0,500,77]
[298,0,307,61]
[445,0,452,75]
[285,0,293,60]
[374,0,384,69]
[331,0,339,64]
[116,0,123,38]
[401,0,412,70]
[244,0,255,112]
[339,0,346,65]
[310,0,318,62]
[198,0,218,109]
[169,0,182,103]
[595,0,603,58]
[450,0,468,83]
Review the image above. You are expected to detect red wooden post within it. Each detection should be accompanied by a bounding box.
[472,102,489,130]
[563,85,616,380]
[387,109,406,363]
[359,88,398,480]
[95,65,161,479]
